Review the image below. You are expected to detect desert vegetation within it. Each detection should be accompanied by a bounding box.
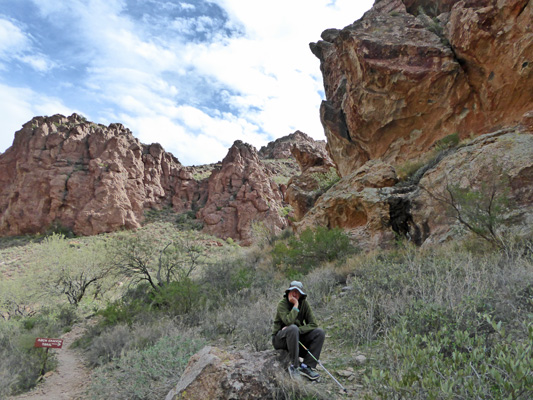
[1,208,532,399]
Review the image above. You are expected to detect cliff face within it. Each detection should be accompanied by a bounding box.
[310,0,532,176]
[0,114,206,236]
[0,115,313,242]
[296,0,533,248]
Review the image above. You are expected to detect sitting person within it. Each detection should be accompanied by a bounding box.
[271,280,326,380]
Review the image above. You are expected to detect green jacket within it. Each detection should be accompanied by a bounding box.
[272,296,319,336]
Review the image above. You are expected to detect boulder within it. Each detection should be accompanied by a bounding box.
[165,346,288,400]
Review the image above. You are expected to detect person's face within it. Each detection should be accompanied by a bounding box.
[290,289,301,300]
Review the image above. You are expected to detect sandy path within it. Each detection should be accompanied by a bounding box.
[11,324,91,400]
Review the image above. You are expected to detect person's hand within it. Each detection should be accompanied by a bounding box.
[288,292,299,309]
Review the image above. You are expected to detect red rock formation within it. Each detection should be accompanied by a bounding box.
[258,130,326,160]
[197,141,287,245]
[293,160,399,249]
[310,0,533,176]
[0,114,205,236]
[296,128,533,249]
[0,115,304,243]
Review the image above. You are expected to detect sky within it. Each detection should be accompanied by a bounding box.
[0,0,373,165]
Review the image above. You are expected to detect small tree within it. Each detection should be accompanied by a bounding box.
[109,229,206,292]
[272,226,356,275]
[39,234,111,306]
[423,169,513,250]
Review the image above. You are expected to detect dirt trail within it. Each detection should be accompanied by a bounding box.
[11,324,91,400]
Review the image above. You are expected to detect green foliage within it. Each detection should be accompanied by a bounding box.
[434,132,460,152]
[174,210,203,231]
[88,332,205,399]
[364,317,533,399]
[272,227,356,276]
[38,234,111,306]
[311,167,341,194]
[0,304,77,397]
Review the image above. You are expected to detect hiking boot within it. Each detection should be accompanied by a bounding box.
[299,366,320,381]
[288,365,301,380]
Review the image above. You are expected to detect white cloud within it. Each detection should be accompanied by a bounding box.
[0,17,57,72]
[0,0,375,163]
[0,18,30,55]
[179,3,196,11]
[0,84,77,152]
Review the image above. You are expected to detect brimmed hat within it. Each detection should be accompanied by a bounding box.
[285,280,306,296]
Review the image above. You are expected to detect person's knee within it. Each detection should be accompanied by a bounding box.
[315,328,326,341]
[286,324,299,335]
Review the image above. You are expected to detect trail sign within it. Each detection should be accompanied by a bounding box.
[34,338,63,349]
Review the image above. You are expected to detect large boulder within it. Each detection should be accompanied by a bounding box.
[294,160,399,249]
[165,346,288,400]
[310,0,533,176]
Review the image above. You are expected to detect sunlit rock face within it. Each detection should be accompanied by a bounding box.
[310,0,533,177]
[197,140,287,245]
[0,113,200,236]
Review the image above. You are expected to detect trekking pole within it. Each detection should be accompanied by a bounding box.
[299,341,348,394]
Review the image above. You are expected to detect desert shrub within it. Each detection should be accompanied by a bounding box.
[0,303,76,396]
[328,244,533,347]
[272,227,357,276]
[88,331,204,400]
[174,210,203,231]
[86,318,188,367]
[311,167,340,194]
[365,318,533,399]
[37,234,111,306]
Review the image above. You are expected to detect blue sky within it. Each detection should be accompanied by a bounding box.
[0,0,373,165]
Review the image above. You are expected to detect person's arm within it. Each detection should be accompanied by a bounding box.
[278,298,300,327]
[298,301,319,334]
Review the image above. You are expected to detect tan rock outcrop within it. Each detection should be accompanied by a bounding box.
[293,160,399,249]
[410,128,533,245]
[165,346,288,400]
[285,139,336,221]
[310,0,533,177]
[296,129,533,249]
[258,130,326,160]
[197,141,287,245]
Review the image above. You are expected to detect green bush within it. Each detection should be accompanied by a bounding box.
[364,318,533,399]
[311,167,340,194]
[88,332,205,400]
[271,227,357,276]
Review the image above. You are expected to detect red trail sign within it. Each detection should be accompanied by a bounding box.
[34,338,63,349]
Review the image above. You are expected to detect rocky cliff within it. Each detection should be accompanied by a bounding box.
[0,114,314,243]
[310,0,532,176]
[294,0,533,247]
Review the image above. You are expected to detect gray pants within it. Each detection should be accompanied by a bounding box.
[272,325,325,368]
